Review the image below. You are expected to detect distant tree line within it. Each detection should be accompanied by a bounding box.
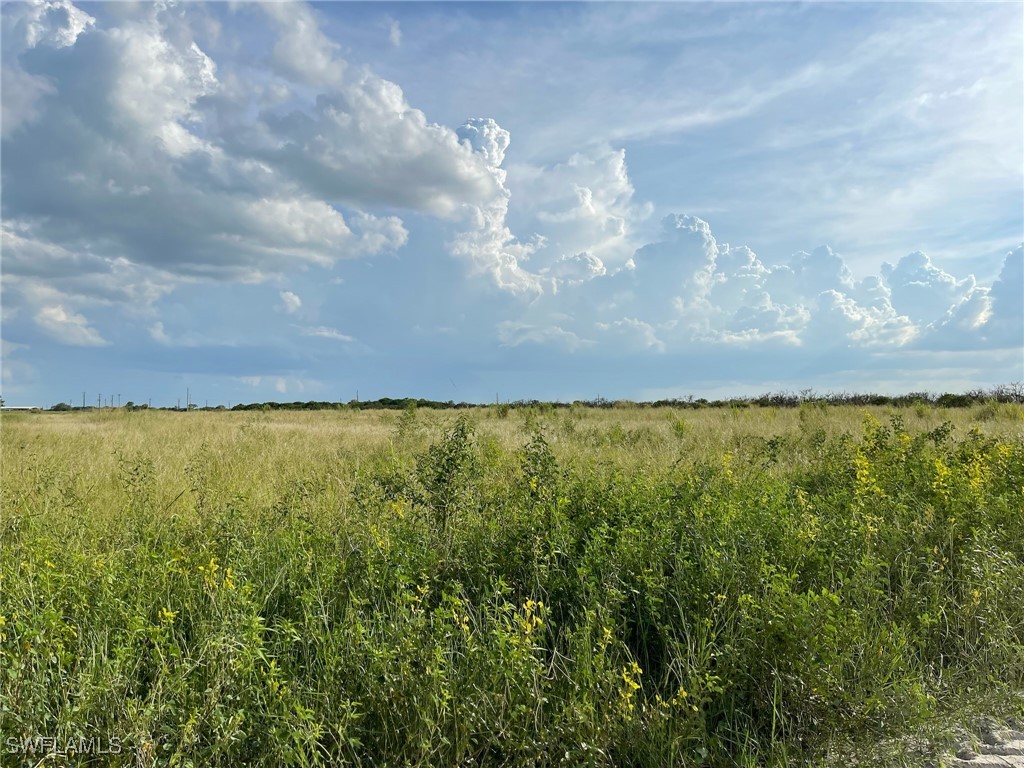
[40,383,1024,412]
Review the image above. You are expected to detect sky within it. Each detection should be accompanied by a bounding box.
[1,0,1022,407]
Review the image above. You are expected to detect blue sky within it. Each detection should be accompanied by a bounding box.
[1,0,1021,407]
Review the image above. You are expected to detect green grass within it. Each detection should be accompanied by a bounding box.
[1,405,1023,766]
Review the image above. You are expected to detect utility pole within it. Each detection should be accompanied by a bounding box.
[82,392,86,409]
[177,398,180,410]
[98,394,102,408]
[117,394,121,408]
[186,387,190,410]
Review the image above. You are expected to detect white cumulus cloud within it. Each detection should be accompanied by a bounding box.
[498,214,1008,360]
[451,118,545,295]
[881,250,976,324]
[34,305,107,346]
[278,291,302,314]
[263,2,344,87]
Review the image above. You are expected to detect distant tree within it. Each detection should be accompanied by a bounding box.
[51,402,73,411]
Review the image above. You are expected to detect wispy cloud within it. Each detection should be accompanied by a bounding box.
[298,326,354,342]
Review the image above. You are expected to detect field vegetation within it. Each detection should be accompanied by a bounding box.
[2,403,1023,766]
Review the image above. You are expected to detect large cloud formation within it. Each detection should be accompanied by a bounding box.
[0,0,502,340]
[509,213,1022,357]
[450,135,653,296]
[451,118,545,294]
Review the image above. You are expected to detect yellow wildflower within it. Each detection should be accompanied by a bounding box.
[520,599,544,635]
[198,557,221,588]
[619,662,643,719]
